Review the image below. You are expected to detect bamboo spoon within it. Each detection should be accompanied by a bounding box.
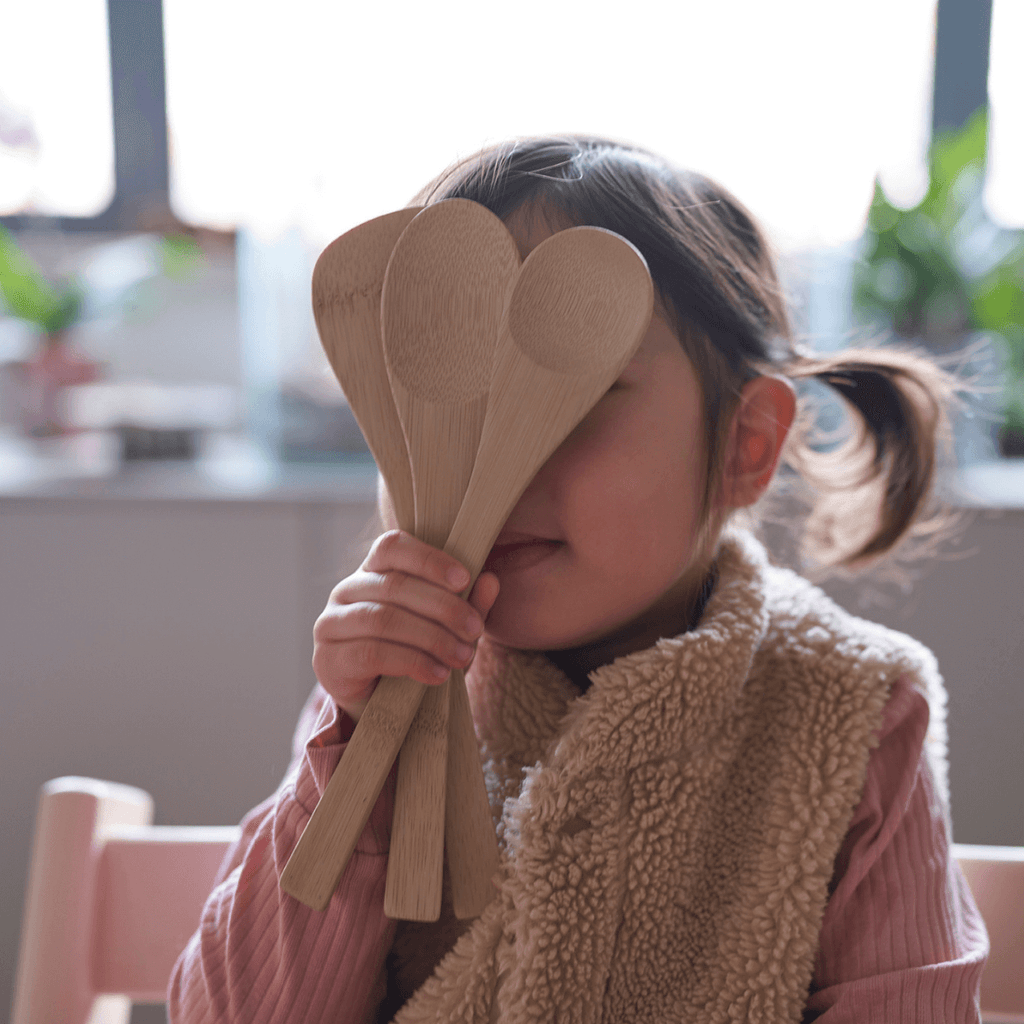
[281,201,520,914]
[441,225,652,916]
[308,207,422,533]
[380,199,520,921]
[443,225,653,576]
[282,218,652,916]
[281,208,422,911]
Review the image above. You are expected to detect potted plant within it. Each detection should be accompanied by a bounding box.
[0,225,99,436]
[0,227,206,440]
[853,107,1024,456]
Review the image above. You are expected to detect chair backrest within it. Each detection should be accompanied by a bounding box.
[11,780,1021,1023]
[953,843,1024,1024]
[11,776,239,1024]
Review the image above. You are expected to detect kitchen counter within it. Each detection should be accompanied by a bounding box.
[0,430,380,504]
[3,428,1023,509]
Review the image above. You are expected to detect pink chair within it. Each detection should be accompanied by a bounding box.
[953,843,1024,1024]
[11,776,239,1024]
[11,778,1024,1024]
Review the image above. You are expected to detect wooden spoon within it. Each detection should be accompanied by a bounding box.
[280,208,422,911]
[309,207,422,532]
[380,199,520,921]
[441,225,653,916]
[282,220,652,915]
[443,225,653,574]
[281,201,520,915]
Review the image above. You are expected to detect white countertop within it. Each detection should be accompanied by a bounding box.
[950,461,1024,509]
[0,430,380,504]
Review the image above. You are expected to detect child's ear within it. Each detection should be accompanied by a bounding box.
[718,375,796,509]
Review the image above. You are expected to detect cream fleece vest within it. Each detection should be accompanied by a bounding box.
[388,529,950,1024]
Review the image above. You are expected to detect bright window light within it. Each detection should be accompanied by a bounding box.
[164,0,936,251]
[984,0,1024,228]
[0,0,114,217]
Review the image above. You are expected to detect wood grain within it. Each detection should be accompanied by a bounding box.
[282,208,422,910]
[441,226,653,917]
[382,200,519,921]
[310,207,421,532]
[445,666,499,918]
[279,675,425,911]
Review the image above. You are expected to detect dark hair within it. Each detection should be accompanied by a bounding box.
[408,134,965,574]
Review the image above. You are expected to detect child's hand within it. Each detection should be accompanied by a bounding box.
[312,530,500,724]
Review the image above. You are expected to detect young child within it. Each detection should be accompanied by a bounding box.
[169,135,988,1023]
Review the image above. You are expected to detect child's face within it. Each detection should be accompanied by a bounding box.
[477,205,715,654]
[382,202,721,658]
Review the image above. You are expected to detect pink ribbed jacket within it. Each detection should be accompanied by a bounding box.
[168,672,988,1023]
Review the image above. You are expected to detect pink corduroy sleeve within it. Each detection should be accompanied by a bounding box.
[804,673,990,1022]
[167,685,397,1024]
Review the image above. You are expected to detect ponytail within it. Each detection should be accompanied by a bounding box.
[407,134,971,579]
[778,345,964,573]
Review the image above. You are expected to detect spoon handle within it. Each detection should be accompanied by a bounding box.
[384,676,449,920]
[280,674,425,912]
[446,667,500,917]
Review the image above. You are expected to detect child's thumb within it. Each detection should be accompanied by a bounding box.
[471,572,500,617]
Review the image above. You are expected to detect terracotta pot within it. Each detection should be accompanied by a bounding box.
[21,331,101,437]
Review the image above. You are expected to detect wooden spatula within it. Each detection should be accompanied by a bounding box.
[380,199,520,921]
[441,225,653,917]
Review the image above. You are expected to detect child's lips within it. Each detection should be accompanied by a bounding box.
[483,533,562,574]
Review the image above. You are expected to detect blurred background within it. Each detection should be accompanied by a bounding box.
[1,0,1022,1019]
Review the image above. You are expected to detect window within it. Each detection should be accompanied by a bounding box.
[0,0,114,217]
[985,0,1024,228]
[162,0,937,252]
[160,0,943,464]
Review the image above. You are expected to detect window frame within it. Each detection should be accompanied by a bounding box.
[0,0,169,233]
[0,0,995,234]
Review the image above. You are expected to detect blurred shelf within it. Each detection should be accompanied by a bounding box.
[2,428,1023,510]
[0,430,379,504]
[950,460,1024,509]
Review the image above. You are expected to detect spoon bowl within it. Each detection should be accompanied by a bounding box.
[310,207,422,531]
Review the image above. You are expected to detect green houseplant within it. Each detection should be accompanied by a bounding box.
[0,226,204,436]
[0,225,95,435]
[854,108,1024,455]
[0,225,85,337]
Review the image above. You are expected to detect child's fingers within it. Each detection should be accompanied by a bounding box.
[469,572,500,620]
[315,601,477,674]
[363,530,471,593]
[315,531,482,721]
[315,636,454,693]
[331,570,483,647]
